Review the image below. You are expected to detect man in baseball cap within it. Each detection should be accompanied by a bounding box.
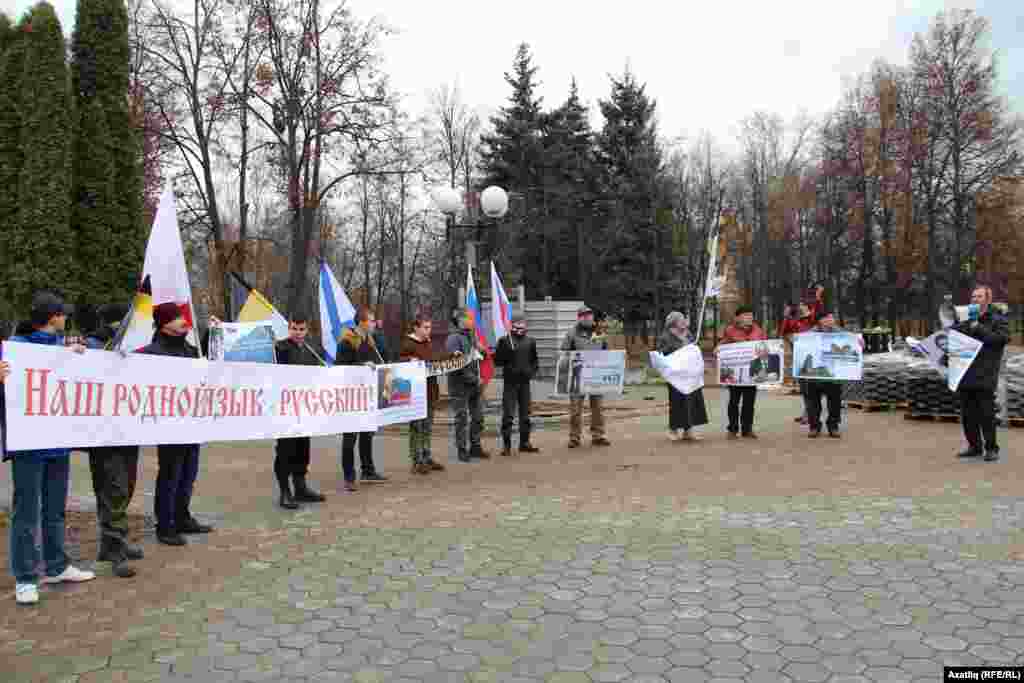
[29,291,74,325]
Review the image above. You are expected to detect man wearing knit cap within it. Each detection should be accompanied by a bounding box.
[494,313,540,457]
[84,303,142,577]
[139,302,213,546]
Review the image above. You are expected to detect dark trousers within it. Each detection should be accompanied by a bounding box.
[341,432,375,482]
[668,385,709,431]
[959,388,998,452]
[727,387,758,434]
[451,385,483,453]
[274,437,311,486]
[501,380,532,447]
[155,445,200,533]
[88,446,140,546]
[9,457,70,584]
[806,382,842,431]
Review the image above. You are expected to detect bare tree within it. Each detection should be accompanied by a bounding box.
[246,0,395,316]
[425,82,481,313]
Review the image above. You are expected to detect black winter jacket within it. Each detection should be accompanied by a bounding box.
[275,338,325,367]
[953,310,1009,392]
[494,334,538,383]
[138,332,201,455]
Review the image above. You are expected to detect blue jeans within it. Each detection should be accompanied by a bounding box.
[155,445,200,533]
[9,457,70,584]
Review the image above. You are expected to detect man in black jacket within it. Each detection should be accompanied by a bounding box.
[274,312,328,508]
[954,285,1009,462]
[494,315,540,457]
[140,303,213,545]
[84,304,142,577]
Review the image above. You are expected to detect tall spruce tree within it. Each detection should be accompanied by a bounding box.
[0,12,15,53]
[596,68,664,326]
[479,43,549,294]
[72,0,143,304]
[9,2,74,312]
[0,13,27,320]
[543,78,600,298]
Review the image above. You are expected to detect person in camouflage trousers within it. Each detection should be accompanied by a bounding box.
[560,306,612,449]
[400,314,456,473]
[84,303,142,578]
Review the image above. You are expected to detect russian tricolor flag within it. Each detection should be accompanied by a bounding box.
[466,264,494,386]
[490,261,513,341]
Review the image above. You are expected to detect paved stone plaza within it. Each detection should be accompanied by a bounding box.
[3,388,1024,682]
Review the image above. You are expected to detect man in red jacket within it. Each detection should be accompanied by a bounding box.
[719,305,766,438]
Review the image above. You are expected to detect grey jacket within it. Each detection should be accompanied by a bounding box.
[445,329,479,389]
[560,325,609,352]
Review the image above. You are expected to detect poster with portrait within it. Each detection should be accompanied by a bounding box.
[717,339,785,386]
[792,332,863,382]
[553,351,626,397]
[906,329,982,392]
[375,361,427,427]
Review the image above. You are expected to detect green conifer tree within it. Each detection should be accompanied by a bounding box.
[72,0,143,304]
[0,13,27,319]
[596,68,664,323]
[10,2,74,311]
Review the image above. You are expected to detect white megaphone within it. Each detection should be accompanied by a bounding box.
[939,300,979,329]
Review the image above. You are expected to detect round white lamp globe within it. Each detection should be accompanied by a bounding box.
[480,186,509,218]
[432,187,461,215]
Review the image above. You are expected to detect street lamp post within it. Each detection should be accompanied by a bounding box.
[433,186,509,309]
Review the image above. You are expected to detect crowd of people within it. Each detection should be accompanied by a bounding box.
[0,283,1009,605]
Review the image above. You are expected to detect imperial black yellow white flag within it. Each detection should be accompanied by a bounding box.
[115,186,201,354]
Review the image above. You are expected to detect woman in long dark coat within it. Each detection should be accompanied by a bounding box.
[656,311,709,441]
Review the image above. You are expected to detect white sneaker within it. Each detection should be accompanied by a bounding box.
[667,429,681,442]
[41,566,96,585]
[15,584,39,605]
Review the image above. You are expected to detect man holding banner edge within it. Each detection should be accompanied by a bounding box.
[953,285,1009,462]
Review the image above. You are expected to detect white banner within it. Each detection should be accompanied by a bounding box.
[793,332,864,382]
[650,345,705,395]
[1,342,431,450]
[906,329,983,392]
[553,350,626,397]
[716,339,784,386]
[375,362,427,427]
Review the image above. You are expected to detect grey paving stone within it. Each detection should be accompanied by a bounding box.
[783,662,830,682]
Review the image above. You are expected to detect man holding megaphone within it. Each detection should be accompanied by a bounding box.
[952,285,1009,463]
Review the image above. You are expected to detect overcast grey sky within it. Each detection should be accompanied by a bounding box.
[9,0,1024,155]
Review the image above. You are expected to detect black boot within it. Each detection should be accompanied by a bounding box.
[279,479,299,510]
[122,542,144,561]
[957,446,983,459]
[97,535,120,563]
[293,475,326,503]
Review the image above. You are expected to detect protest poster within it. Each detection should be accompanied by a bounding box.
[2,341,394,450]
[716,339,785,386]
[208,322,277,363]
[553,350,626,397]
[649,345,705,395]
[792,332,864,381]
[376,362,428,427]
[425,349,482,377]
[906,329,982,392]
